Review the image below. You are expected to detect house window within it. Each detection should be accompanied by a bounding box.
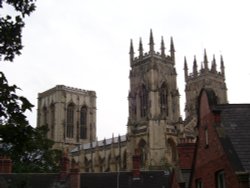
[216,170,225,188]
[66,103,74,138]
[80,106,87,139]
[140,85,148,118]
[160,82,168,116]
[195,179,203,188]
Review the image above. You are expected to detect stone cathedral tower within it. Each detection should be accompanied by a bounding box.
[183,51,228,134]
[37,85,96,150]
[37,31,229,173]
[126,30,182,169]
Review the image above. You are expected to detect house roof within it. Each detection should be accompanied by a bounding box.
[214,104,250,173]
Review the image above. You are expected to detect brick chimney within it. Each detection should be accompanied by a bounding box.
[0,156,12,173]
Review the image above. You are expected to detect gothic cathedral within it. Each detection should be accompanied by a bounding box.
[37,30,227,172]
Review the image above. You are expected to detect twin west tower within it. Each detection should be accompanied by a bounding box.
[37,30,227,171]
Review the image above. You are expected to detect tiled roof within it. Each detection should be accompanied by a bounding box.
[215,104,250,173]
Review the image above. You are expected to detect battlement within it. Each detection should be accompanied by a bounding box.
[184,51,225,82]
[129,30,175,68]
[38,85,96,98]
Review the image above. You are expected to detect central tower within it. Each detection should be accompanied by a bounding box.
[127,30,181,169]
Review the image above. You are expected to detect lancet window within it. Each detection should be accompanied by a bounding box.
[50,104,55,139]
[43,106,48,125]
[160,82,168,116]
[66,103,74,138]
[80,106,87,139]
[140,85,148,118]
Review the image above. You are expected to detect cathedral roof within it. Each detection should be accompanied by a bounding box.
[71,135,127,153]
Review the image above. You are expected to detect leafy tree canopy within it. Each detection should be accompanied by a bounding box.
[0,0,36,61]
[0,0,62,172]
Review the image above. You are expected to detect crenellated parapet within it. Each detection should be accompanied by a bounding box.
[129,30,175,68]
[184,49,228,119]
[38,85,96,98]
[184,50,225,82]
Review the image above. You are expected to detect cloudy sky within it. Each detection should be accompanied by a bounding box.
[1,0,250,140]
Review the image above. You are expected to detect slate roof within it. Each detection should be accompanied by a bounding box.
[214,104,250,173]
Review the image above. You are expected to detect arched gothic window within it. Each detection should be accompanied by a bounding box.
[50,104,55,139]
[43,106,48,126]
[80,106,87,139]
[138,139,147,167]
[129,92,136,118]
[140,85,148,118]
[166,138,177,162]
[66,103,74,138]
[160,83,168,116]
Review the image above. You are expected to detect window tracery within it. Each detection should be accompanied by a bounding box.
[80,106,87,139]
[67,103,74,138]
[160,82,168,116]
[140,85,148,118]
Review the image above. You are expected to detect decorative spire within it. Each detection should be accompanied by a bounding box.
[184,56,188,81]
[112,133,114,143]
[211,54,217,72]
[149,29,154,54]
[204,49,208,70]
[200,61,204,71]
[220,55,225,76]
[139,38,143,58]
[193,55,198,76]
[129,39,134,62]
[170,36,175,62]
[160,36,165,56]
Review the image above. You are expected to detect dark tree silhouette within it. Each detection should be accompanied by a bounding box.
[0,0,62,172]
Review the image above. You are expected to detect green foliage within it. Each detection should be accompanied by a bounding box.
[0,0,36,61]
[0,73,62,172]
[0,0,62,173]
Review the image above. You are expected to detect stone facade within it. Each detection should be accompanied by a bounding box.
[126,31,181,170]
[37,31,228,173]
[37,85,96,150]
[183,51,228,137]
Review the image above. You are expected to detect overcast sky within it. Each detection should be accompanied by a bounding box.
[1,0,250,140]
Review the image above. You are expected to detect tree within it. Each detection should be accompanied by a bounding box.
[0,0,62,172]
[0,0,36,62]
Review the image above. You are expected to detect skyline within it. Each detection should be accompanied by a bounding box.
[1,0,250,139]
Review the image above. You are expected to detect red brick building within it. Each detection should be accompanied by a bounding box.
[189,89,250,188]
